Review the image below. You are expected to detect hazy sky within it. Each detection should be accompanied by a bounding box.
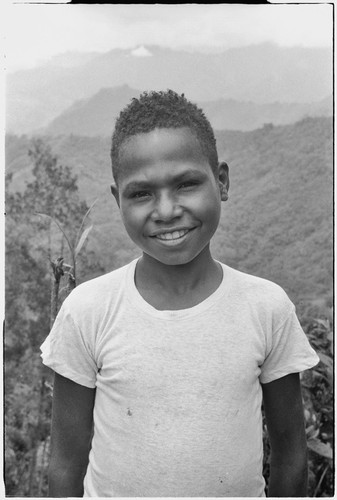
[3,3,333,73]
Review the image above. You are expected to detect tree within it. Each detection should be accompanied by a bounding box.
[5,138,94,496]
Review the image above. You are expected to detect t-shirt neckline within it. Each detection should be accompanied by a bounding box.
[126,257,232,319]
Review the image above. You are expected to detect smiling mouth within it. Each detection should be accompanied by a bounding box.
[151,228,195,245]
[155,229,189,241]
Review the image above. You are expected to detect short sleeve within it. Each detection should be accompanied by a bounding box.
[40,297,98,388]
[260,305,319,384]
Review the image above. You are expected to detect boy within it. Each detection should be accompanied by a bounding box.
[41,90,319,497]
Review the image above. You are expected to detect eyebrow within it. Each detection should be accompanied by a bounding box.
[122,169,207,196]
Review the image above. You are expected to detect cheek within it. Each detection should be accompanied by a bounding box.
[192,189,221,224]
[120,204,146,235]
[200,198,222,239]
[205,204,221,235]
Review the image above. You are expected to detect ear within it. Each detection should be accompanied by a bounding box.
[218,161,229,202]
[110,182,120,207]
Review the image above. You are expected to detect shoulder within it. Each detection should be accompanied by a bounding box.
[63,260,135,313]
[223,264,294,321]
[229,266,288,299]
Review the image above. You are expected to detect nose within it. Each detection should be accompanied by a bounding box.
[151,192,183,222]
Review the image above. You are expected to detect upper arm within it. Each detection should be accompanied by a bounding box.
[50,372,96,467]
[262,373,307,459]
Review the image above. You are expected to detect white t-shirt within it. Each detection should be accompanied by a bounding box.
[41,259,319,497]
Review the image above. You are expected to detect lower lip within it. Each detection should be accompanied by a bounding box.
[152,229,195,247]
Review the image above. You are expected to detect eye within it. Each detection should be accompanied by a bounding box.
[179,180,199,190]
[131,191,151,199]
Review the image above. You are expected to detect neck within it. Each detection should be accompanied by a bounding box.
[136,246,219,295]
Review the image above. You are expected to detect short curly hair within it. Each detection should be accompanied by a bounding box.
[110,90,218,183]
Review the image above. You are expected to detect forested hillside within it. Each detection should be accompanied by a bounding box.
[6,116,333,305]
[214,117,333,304]
[5,116,333,496]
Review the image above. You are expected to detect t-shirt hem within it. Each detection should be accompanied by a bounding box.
[41,356,96,388]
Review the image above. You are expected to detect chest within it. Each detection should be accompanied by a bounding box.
[94,308,266,408]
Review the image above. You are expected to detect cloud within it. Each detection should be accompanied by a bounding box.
[131,46,153,58]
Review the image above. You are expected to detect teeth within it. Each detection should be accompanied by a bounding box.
[156,229,188,241]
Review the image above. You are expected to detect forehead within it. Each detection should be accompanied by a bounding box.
[118,127,207,176]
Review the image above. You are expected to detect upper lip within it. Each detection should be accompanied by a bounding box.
[149,226,196,237]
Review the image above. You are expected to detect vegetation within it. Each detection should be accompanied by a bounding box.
[5,117,333,496]
[5,140,100,496]
[303,315,334,496]
[262,312,333,497]
[5,116,333,297]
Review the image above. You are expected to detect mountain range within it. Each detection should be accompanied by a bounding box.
[42,85,332,136]
[6,43,332,135]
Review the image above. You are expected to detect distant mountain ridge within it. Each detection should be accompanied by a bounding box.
[42,86,139,137]
[41,85,332,136]
[6,43,332,134]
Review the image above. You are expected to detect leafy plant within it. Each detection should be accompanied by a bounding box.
[37,199,97,324]
[302,317,334,497]
[262,313,334,497]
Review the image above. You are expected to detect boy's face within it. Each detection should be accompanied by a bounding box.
[112,127,229,267]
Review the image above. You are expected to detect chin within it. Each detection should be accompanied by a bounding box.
[147,249,203,267]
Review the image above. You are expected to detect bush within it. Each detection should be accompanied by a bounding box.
[263,314,334,497]
[303,317,334,497]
